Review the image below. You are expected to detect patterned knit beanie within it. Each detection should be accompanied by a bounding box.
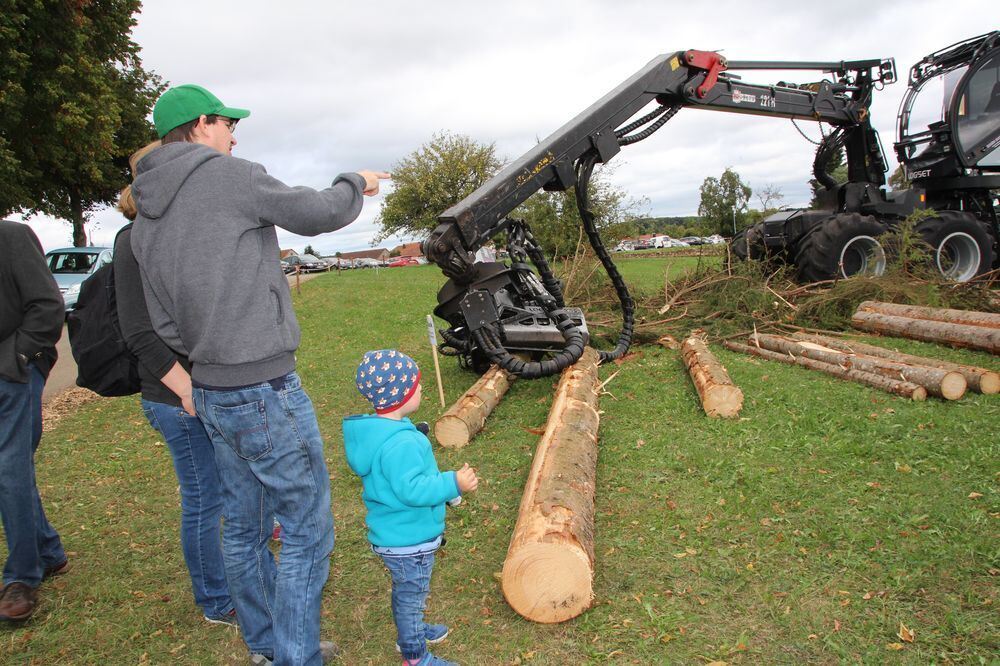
[355,349,421,414]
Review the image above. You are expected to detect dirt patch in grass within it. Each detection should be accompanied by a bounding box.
[42,387,100,432]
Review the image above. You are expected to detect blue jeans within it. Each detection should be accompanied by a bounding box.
[378,549,437,661]
[193,372,334,665]
[141,399,233,619]
[0,364,65,587]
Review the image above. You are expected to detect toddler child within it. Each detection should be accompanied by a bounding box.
[343,350,478,666]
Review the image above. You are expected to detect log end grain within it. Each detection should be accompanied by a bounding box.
[939,371,967,401]
[501,542,593,623]
[980,372,1000,394]
[703,384,744,418]
[433,415,471,449]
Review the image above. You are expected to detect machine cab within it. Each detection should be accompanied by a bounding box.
[896,32,1000,181]
[952,47,1000,168]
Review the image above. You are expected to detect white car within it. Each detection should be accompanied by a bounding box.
[45,246,113,311]
[352,257,384,268]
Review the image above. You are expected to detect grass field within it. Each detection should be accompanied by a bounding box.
[2,260,997,664]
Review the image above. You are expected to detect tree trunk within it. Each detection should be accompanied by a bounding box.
[501,347,601,624]
[790,332,999,394]
[754,334,966,400]
[70,187,87,247]
[851,310,1000,354]
[681,335,743,417]
[724,341,927,400]
[433,365,513,448]
[856,300,1000,329]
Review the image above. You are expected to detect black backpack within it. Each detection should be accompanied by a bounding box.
[66,224,140,397]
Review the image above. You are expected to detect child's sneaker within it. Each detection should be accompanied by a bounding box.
[396,624,449,652]
[403,655,457,666]
[423,624,449,644]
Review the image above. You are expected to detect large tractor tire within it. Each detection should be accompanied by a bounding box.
[794,213,888,283]
[914,210,995,282]
[730,228,750,261]
[730,223,766,262]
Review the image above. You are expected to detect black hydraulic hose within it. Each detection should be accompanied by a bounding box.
[575,150,634,364]
[618,105,681,146]
[473,313,586,379]
[813,128,845,190]
[439,327,472,352]
[523,232,565,309]
[465,104,683,378]
[615,105,671,138]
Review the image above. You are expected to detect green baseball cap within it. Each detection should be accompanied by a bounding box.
[153,84,250,138]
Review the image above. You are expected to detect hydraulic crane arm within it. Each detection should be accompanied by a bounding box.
[425,50,895,273]
[425,48,894,379]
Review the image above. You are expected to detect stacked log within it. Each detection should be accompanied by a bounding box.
[790,332,999,394]
[501,347,601,624]
[681,335,743,417]
[754,334,966,400]
[851,302,1000,354]
[856,301,1000,329]
[434,365,513,448]
[723,341,928,401]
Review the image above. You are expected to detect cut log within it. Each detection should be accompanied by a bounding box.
[681,335,743,417]
[723,341,927,401]
[857,301,1000,329]
[790,332,999,394]
[434,365,513,448]
[754,334,966,400]
[501,347,601,624]
[851,311,1000,354]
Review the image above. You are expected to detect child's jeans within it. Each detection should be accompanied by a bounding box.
[375,539,440,661]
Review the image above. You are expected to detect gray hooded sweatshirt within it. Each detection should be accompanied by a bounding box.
[130,142,366,386]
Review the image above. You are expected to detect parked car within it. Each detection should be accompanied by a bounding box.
[280,259,294,274]
[284,254,328,272]
[387,256,420,267]
[679,236,706,246]
[325,257,354,270]
[652,235,689,248]
[613,242,635,252]
[45,246,113,311]
[353,257,384,268]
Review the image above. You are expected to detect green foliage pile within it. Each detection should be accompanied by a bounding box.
[560,242,997,347]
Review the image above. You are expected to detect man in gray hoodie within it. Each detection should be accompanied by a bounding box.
[130,84,388,665]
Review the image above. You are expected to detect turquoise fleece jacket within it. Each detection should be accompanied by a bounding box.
[342,415,460,547]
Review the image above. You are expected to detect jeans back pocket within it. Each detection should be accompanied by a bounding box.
[211,399,273,461]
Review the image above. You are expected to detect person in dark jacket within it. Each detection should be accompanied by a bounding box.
[0,220,68,622]
[114,142,236,626]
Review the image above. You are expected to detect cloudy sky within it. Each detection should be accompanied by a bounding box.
[17,0,995,253]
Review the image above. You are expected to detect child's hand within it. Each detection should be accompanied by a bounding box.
[456,463,479,494]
